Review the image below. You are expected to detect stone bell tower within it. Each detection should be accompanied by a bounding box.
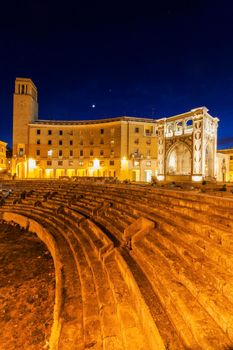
[12,78,38,157]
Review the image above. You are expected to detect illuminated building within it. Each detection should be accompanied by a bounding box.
[0,140,7,171]
[12,78,219,181]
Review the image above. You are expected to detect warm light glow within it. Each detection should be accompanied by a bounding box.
[121,157,128,168]
[157,175,165,181]
[28,158,36,170]
[93,159,100,169]
[48,150,53,156]
[192,175,202,182]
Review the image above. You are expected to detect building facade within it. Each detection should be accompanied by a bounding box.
[0,141,7,171]
[12,78,219,182]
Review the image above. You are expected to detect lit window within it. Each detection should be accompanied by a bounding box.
[134,160,139,167]
[146,161,151,167]
[89,161,93,166]
[69,160,74,166]
[79,161,84,166]
[48,150,53,157]
[110,140,115,145]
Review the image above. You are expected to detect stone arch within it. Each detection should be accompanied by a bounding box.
[166,142,192,176]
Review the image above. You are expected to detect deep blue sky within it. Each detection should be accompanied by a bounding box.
[1,0,233,148]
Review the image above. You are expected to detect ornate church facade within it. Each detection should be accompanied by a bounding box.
[12,77,220,182]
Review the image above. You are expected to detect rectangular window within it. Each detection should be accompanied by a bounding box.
[59,150,63,157]
[59,140,63,145]
[48,130,52,135]
[47,160,52,166]
[37,139,40,145]
[100,150,104,156]
[70,140,73,146]
[100,128,104,134]
[89,161,93,166]
[48,140,52,145]
[69,160,74,166]
[37,129,41,135]
[36,149,40,156]
[100,160,105,166]
[134,139,139,144]
[134,127,139,133]
[80,139,83,145]
[80,150,83,156]
[19,148,24,156]
[109,160,114,166]
[79,161,84,166]
[36,160,40,166]
[230,156,233,160]
[58,160,63,166]
[70,150,73,157]
[146,161,151,167]
[48,150,53,157]
[59,130,63,136]
[89,139,94,145]
[90,150,93,156]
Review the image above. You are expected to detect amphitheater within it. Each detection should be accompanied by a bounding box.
[1,179,233,350]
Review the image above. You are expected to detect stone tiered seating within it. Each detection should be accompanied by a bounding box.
[0,180,233,349]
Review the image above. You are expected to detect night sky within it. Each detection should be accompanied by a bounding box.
[1,0,233,148]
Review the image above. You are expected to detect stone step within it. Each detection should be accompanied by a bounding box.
[143,232,233,342]
[132,240,232,349]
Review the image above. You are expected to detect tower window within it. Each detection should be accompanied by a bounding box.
[70,150,73,157]
[59,150,63,157]
[48,140,52,145]
[70,140,73,146]
[90,150,94,156]
[59,140,63,146]
[59,130,63,136]
[80,150,83,156]
[37,129,41,135]
[36,149,40,156]
[109,160,115,166]
[100,128,104,134]
[48,130,52,135]
[37,139,40,145]
[100,150,104,156]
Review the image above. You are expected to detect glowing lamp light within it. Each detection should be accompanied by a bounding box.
[28,158,36,170]
[121,156,128,168]
[192,175,202,182]
[93,159,100,169]
[157,175,165,181]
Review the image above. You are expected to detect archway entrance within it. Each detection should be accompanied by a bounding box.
[166,143,191,176]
